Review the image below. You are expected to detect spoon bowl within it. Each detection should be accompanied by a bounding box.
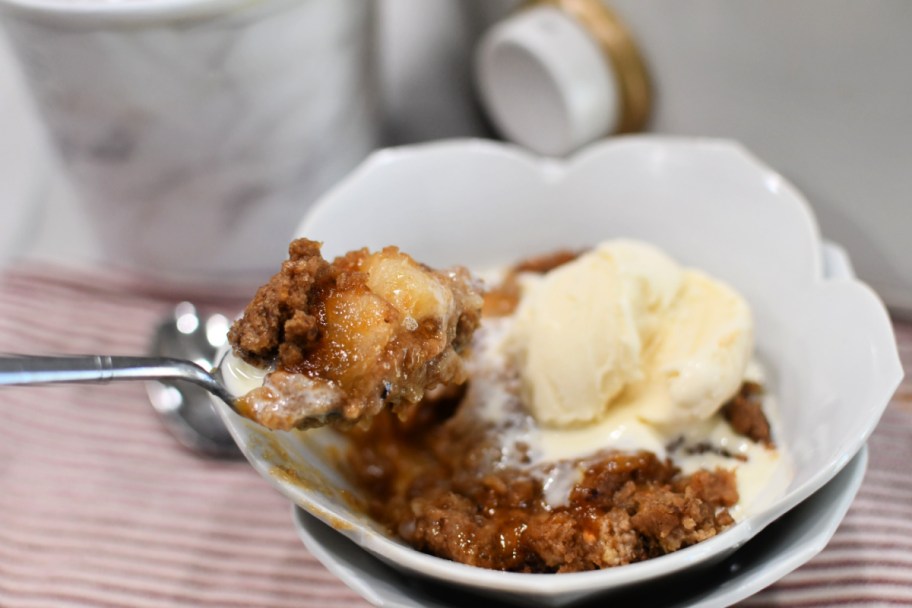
[146,302,239,458]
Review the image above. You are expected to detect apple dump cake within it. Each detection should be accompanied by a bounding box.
[224,238,789,573]
[226,238,482,430]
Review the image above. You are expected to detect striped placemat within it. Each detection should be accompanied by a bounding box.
[0,263,909,608]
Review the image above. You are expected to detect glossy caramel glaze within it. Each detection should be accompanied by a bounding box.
[344,402,737,573]
[229,239,483,430]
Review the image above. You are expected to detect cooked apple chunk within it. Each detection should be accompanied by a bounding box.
[227,239,483,430]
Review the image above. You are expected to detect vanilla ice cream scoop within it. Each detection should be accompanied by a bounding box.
[631,269,754,424]
[508,248,641,426]
[507,240,753,427]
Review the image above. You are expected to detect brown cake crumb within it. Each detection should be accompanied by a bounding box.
[229,238,330,367]
[227,238,483,430]
[482,249,580,317]
[722,381,772,446]
[512,249,580,274]
[345,408,737,573]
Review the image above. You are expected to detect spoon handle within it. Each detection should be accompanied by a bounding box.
[0,355,234,404]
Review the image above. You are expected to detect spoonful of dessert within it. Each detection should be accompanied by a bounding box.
[220,238,482,430]
[0,239,483,435]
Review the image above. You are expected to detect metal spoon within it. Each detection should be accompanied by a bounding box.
[0,302,241,458]
[145,302,240,458]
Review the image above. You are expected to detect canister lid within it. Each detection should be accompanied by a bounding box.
[475,0,651,156]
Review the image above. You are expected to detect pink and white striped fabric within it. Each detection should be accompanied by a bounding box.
[0,263,909,607]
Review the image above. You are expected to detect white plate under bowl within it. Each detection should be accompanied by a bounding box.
[213,137,902,606]
[293,445,868,608]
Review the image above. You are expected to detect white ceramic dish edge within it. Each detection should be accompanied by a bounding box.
[213,136,904,602]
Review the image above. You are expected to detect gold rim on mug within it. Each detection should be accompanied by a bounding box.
[527,0,652,134]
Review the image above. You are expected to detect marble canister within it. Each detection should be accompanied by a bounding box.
[0,0,378,290]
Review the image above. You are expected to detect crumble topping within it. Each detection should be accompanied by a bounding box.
[227,239,483,430]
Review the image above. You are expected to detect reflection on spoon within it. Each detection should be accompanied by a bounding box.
[146,302,240,458]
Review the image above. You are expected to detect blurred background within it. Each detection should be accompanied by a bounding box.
[0,3,909,607]
[0,0,909,316]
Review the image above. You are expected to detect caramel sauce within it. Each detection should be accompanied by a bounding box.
[344,404,737,573]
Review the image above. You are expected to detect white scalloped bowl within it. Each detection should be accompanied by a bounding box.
[213,137,902,606]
